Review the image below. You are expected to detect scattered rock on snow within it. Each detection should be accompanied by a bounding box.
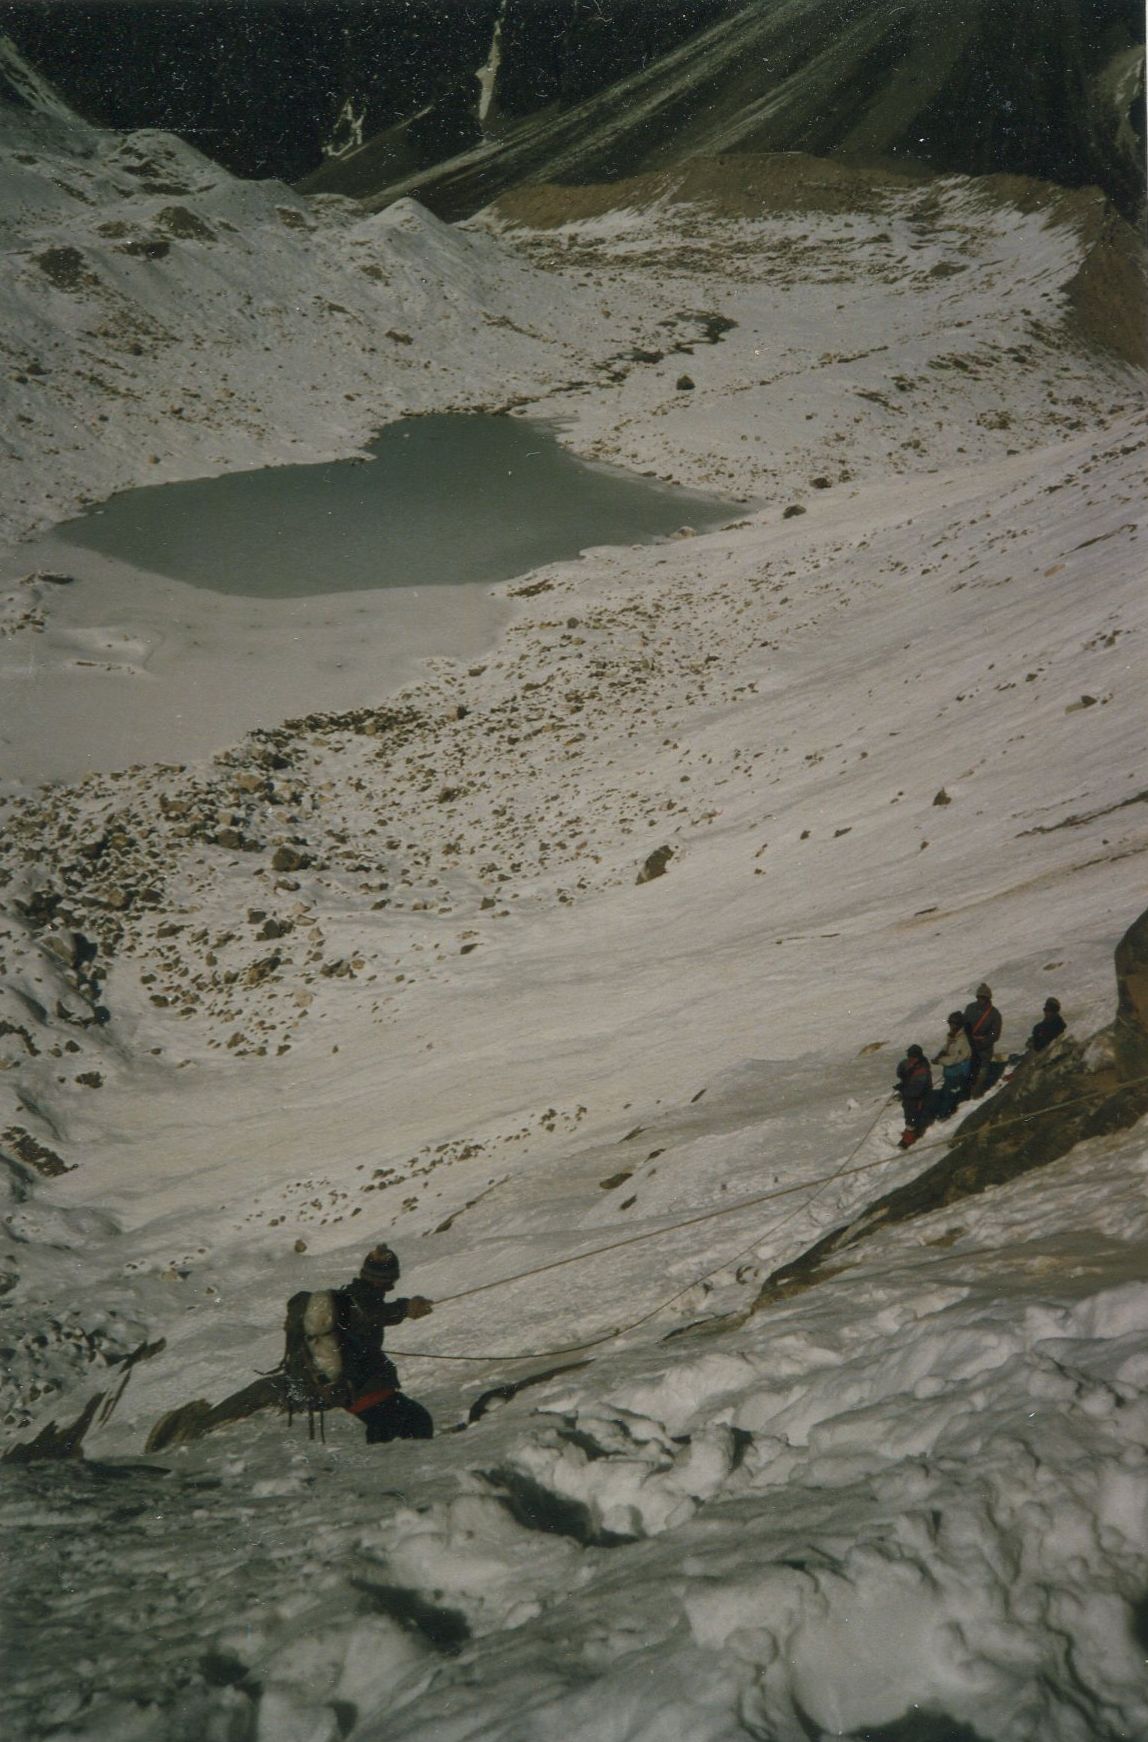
[636,845,673,884]
[2,1126,74,1177]
[271,845,312,873]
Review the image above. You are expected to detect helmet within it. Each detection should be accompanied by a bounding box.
[1044,997,1061,1012]
[360,1244,400,1286]
[907,1044,925,1059]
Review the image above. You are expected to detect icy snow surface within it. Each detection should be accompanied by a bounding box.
[1,57,1147,1742]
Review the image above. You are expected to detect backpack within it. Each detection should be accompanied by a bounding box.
[282,1289,350,1437]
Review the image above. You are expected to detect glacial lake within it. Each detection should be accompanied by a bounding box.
[52,414,735,597]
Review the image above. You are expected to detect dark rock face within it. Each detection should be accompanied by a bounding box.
[752,903,1148,1311]
[0,1,726,183]
[1113,903,1148,1081]
[3,1393,103,1463]
[7,3,1141,219]
[145,1375,285,1453]
[319,0,1145,224]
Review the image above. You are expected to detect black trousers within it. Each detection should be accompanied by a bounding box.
[356,1392,434,1444]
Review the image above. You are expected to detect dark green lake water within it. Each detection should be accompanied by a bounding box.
[54,415,733,598]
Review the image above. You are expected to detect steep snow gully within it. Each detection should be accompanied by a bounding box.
[1,34,1148,1742]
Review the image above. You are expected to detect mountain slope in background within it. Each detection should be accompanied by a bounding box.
[302,0,1146,223]
[2,32,1148,1742]
[0,1,729,182]
[4,1,1142,223]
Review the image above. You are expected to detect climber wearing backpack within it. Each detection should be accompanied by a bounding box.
[282,1244,434,1443]
[339,1244,434,1442]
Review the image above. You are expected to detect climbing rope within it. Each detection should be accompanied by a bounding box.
[388,1068,1148,1366]
[388,1096,893,1362]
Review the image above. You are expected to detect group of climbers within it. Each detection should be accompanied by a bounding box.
[894,984,1066,1149]
[280,990,1071,1446]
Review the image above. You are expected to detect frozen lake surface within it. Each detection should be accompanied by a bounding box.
[52,414,735,597]
[2,416,737,781]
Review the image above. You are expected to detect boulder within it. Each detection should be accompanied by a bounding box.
[637,845,673,885]
[272,844,313,873]
[42,930,81,967]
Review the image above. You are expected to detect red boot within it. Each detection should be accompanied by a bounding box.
[898,1128,919,1150]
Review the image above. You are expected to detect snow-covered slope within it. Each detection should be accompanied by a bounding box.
[1,48,1147,1742]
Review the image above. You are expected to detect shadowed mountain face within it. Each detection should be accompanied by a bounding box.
[303,0,1145,223]
[0,1,729,183]
[3,2,1142,221]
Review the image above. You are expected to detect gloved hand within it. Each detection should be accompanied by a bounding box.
[406,1296,434,1319]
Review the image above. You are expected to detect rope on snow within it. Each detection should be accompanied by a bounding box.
[386,1070,1148,1365]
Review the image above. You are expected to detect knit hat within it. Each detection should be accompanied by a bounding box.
[907,1044,925,1059]
[975,982,992,999]
[1044,997,1061,1012]
[360,1244,400,1286]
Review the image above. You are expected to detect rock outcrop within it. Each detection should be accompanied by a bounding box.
[304,0,1146,225]
[145,1375,286,1454]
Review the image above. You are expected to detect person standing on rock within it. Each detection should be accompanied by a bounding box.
[338,1245,434,1443]
[1028,996,1067,1053]
[964,982,1003,1096]
[895,1045,933,1148]
[931,1011,972,1119]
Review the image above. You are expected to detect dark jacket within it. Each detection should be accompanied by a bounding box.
[963,999,1002,1058]
[337,1278,415,1398]
[1029,1012,1066,1052]
[896,1055,932,1106]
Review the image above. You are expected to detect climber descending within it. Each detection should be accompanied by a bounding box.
[282,1245,434,1443]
